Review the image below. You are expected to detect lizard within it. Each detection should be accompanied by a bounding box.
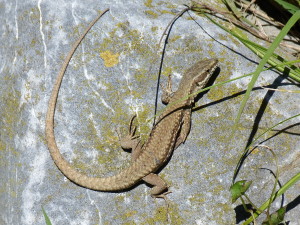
[45,8,218,197]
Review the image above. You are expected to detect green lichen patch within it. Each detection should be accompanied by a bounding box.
[188,192,206,206]
[141,204,185,225]
[0,139,5,153]
[144,0,154,8]
[0,71,24,198]
[144,10,159,19]
[0,77,22,155]
[151,26,158,33]
[99,50,120,67]
[118,210,138,222]
[94,22,155,59]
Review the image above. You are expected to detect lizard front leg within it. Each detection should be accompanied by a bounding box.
[119,115,142,161]
[161,74,173,105]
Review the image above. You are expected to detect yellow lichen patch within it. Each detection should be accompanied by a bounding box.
[100,50,120,67]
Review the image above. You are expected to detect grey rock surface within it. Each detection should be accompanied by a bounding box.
[1,0,299,224]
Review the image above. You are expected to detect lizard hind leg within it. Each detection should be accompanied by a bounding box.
[143,173,171,198]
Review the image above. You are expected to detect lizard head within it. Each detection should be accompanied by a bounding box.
[178,58,218,99]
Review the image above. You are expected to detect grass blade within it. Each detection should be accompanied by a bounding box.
[230,10,300,137]
[42,207,52,225]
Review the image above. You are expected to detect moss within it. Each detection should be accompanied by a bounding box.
[122,221,137,225]
[164,2,177,9]
[30,38,37,47]
[169,35,181,43]
[0,139,5,152]
[161,66,173,77]
[29,7,40,21]
[212,184,225,195]
[144,0,153,8]
[119,210,138,221]
[141,204,185,225]
[189,193,206,205]
[0,81,21,153]
[159,9,176,15]
[114,194,125,202]
[144,10,159,19]
[99,50,120,67]
[95,22,155,60]
[151,26,158,33]
[0,71,23,198]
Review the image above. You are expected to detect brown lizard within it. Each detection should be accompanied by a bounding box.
[45,8,218,197]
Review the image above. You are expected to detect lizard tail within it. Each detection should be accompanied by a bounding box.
[45,8,147,191]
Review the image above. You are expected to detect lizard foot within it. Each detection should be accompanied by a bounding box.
[161,74,174,105]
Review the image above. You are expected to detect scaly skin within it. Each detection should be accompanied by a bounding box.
[45,9,218,195]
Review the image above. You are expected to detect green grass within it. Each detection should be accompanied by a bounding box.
[42,207,53,225]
